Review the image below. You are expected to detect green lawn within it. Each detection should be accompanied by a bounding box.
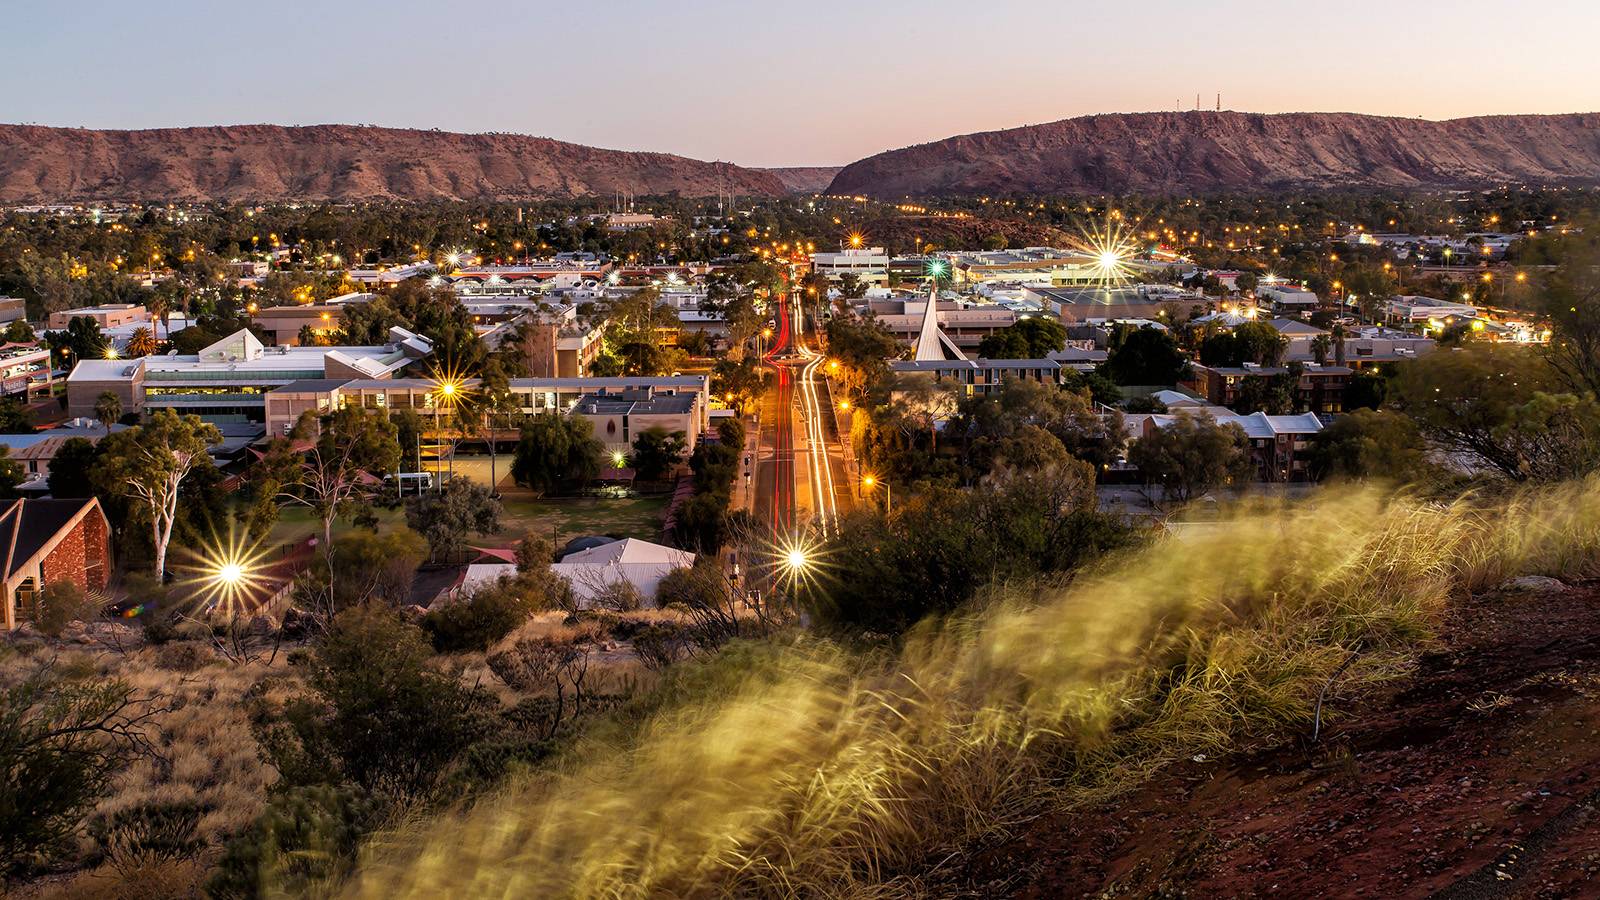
[260,494,669,551]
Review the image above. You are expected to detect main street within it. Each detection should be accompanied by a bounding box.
[751,291,851,541]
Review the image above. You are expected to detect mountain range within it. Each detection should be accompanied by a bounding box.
[3,112,1599,203]
[0,124,787,203]
[826,111,1600,196]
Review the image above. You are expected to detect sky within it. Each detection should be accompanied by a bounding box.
[6,0,1600,167]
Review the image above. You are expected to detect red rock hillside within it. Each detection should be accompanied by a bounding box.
[0,124,788,202]
[826,111,1600,197]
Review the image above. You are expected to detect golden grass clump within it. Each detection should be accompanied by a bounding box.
[342,480,1600,898]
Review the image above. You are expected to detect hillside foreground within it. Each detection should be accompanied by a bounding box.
[958,580,1600,898]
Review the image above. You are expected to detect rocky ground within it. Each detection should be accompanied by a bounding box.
[953,579,1600,898]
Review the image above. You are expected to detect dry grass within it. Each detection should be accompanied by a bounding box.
[340,479,1600,899]
[0,640,298,879]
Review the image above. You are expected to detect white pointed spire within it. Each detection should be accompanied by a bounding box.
[913,279,945,361]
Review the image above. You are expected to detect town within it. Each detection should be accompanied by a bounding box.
[6,188,1600,896]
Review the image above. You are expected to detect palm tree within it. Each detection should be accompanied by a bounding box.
[126,326,158,358]
[94,391,121,436]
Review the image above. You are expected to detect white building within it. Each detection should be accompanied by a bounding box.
[1387,295,1477,323]
[551,538,696,608]
[810,247,890,287]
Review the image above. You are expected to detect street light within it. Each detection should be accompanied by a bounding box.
[861,473,891,516]
[611,450,627,468]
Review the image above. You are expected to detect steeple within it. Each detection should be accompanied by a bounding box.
[912,280,962,361]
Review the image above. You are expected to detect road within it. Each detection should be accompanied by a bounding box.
[752,292,850,541]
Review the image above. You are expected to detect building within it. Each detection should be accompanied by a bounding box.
[66,327,434,422]
[251,304,350,345]
[1387,295,1477,323]
[810,247,890,287]
[1257,284,1321,314]
[550,537,695,609]
[1186,363,1353,414]
[889,358,1063,396]
[1028,285,1196,324]
[0,297,27,325]
[47,303,148,330]
[264,374,711,438]
[1,497,112,630]
[1125,411,1324,483]
[573,388,702,453]
[947,248,1102,286]
[0,423,125,483]
[0,343,55,397]
[874,302,1016,355]
[346,261,436,285]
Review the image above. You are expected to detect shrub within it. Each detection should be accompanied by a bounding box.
[34,580,96,636]
[0,662,157,881]
[88,799,204,873]
[153,641,213,672]
[206,784,382,900]
[422,577,538,652]
[251,605,495,800]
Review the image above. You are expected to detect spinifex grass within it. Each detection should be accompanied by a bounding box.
[344,480,1600,898]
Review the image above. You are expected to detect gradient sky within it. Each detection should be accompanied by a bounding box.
[8,0,1600,167]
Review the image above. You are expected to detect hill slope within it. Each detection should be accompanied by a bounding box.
[0,124,788,202]
[826,111,1600,196]
[761,166,844,194]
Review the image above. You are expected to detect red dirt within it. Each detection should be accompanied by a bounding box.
[954,585,1600,898]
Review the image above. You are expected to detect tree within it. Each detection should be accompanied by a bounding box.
[711,357,768,414]
[1,660,162,882]
[825,316,902,399]
[46,437,99,498]
[92,410,221,577]
[977,317,1067,360]
[1388,346,1591,481]
[1235,270,1260,296]
[511,413,602,494]
[2,319,35,343]
[405,478,503,562]
[125,325,158,358]
[1309,409,1431,483]
[0,447,20,499]
[1103,326,1190,385]
[1531,228,1600,395]
[817,474,1127,635]
[62,316,109,362]
[94,391,122,435]
[308,527,429,610]
[629,427,687,481]
[0,399,32,434]
[1198,321,1286,367]
[253,604,492,800]
[278,407,401,561]
[1127,412,1252,503]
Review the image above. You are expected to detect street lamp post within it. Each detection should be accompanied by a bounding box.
[861,474,890,516]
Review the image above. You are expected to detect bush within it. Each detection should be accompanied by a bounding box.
[88,799,204,873]
[422,577,538,652]
[153,641,213,673]
[34,580,96,636]
[0,662,156,881]
[251,605,496,800]
[206,784,382,900]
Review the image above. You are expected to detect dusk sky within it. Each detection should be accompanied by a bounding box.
[9,0,1600,167]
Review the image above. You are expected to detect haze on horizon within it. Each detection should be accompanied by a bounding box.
[9,0,1600,168]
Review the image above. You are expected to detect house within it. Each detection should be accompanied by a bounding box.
[1,497,112,630]
[550,538,696,609]
[1186,363,1352,414]
[1125,412,1324,482]
[573,388,702,453]
[1257,284,1321,315]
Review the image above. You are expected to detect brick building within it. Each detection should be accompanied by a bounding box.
[1,497,112,630]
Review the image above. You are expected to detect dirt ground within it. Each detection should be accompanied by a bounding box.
[953,584,1600,899]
